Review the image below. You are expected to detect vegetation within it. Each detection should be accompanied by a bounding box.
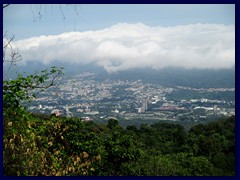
[3,105,235,175]
[165,89,235,102]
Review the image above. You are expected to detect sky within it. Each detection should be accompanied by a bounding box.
[3,4,235,72]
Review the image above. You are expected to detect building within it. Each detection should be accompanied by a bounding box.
[137,107,145,113]
[112,109,119,114]
[51,109,62,117]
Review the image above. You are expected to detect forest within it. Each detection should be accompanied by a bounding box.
[3,107,235,176]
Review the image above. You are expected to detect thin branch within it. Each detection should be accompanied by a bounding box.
[3,33,23,77]
[59,5,66,26]
[4,70,63,90]
[30,4,36,22]
[3,4,10,9]
[3,35,14,49]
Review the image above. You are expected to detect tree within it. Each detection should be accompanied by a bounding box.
[3,4,66,110]
[126,125,138,132]
[107,118,119,129]
[102,132,139,175]
[3,66,63,109]
[3,5,65,175]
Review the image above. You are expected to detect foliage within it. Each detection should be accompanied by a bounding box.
[3,112,101,176]
[3,66,63,109]
[3,103,235,176]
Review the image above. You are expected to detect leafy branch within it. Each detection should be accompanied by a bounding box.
[3,66,64,109]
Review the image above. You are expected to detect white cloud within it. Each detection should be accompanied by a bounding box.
[8,23,235,72]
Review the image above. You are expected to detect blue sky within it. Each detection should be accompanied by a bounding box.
[3,4,235,71]
[3,4,235,40]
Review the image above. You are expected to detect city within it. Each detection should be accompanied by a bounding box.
[25,72,235,126]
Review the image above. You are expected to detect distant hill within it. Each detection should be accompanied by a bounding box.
[111,67,235,88]
[4,61,235,88]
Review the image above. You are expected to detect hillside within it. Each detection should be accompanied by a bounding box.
[5,62,235,88]
[3,107,235,176]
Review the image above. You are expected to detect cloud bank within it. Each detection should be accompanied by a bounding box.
[8,23,235,73]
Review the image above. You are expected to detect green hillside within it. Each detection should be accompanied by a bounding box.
[4,107,235,176]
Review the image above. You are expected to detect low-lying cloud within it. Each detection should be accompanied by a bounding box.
[8,23,235,73]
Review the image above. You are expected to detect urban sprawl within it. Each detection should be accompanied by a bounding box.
[26,72,235,123]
